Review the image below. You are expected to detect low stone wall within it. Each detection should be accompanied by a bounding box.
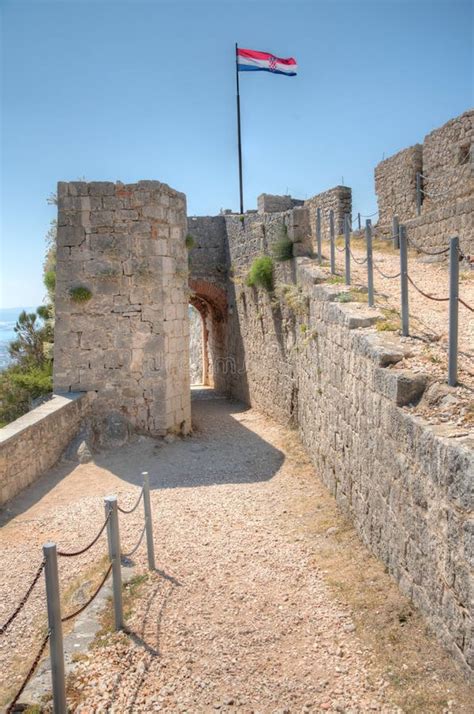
[225,218,474,676]
[304,186,352,242]
[0,393,92,506]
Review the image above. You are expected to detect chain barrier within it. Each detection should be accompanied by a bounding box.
[372,262,401,280]
[335,243,345,253]
[459,297,474,313]
[6,631,50,713]
[407,274,450,302]
[420,185,456,199]
[57,511,111,558]
[61,563,113,623]
[122,523,147,558]
[0,560,45,636]
[349,249,368,265]
[117,488,144,515]
[406,236,450,256]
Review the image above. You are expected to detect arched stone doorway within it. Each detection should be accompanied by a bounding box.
[189,278,228,393]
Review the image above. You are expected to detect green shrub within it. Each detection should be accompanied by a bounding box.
[272,227,293,262]
[44,270,56,293]
[0,363,52,425]
[69,286,92,303]
[185,234,195,250]
[246,256,274,291]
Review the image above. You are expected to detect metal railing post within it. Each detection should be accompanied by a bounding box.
[366,220,374,307]
[357,212,361,231]
[416,173,421,216]
[392,215,399,250]
[448,236,459,387]
[399,225,409,336]
[142,472,156,571]
[104,496,123,630]
[316,207,322,265]
[344,213,351,285]
[43,543,66,714]
[329,209,335,274]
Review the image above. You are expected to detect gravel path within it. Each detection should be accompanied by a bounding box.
[1,391,472,712]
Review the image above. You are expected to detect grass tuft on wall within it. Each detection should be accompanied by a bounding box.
[246,256,274,292]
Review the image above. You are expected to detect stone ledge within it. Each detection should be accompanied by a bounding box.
[373,367,429,406]
[0,392,93,506]
[0,393,89,446]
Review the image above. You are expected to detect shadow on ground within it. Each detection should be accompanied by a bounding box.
[0,391,284,525]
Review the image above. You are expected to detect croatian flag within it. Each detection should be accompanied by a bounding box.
[237,47,297,76]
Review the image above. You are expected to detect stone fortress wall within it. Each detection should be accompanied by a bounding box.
[54,180,191,437]
[222,203,473,678]
[374,110,473,253]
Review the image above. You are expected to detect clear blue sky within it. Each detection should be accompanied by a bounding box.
[1,0,472,308]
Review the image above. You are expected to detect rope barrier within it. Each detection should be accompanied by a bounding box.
[335,244,345,253]
[117,489,144,515]
[406,237,450,256]
[360,211,378,218]
[0,561,45,636]
[373,262,401,280]
[122,523,147,558]
[61,563,112,623]
[6,631,50,713]
[57,512,110,558]
[459,297,474,313]
[407,274,450,302]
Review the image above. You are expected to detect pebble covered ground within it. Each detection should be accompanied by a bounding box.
[328,239,474,428]
[1,392,473,712]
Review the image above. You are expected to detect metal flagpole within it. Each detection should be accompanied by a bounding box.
[235,43,244,214]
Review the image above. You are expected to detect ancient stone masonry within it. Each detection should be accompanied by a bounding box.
[375,110,473,253]
[0,393,92,506]
[222,207,474,677]
[186,216,229,391]
[54,181,190,436]
[257,193,304,214]
[375,145,423,225]
[304,185,352,242]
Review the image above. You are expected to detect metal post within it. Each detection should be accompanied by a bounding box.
[366,220,374,307]
[344,213,351,285]
[142,472,156,571]
[235,43,244,214]
[448,236,459,386]
[43,543,66,714]
[392,215,399,250]
[357,212,361,231]
[104,496,123,630]
[416,173,421,216]
[329,209,336,275]
[399,225,409,336]
[316,207,322,265]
